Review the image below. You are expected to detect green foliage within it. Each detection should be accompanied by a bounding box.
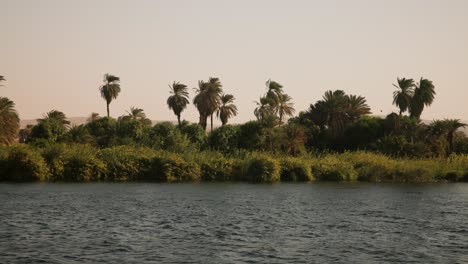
[149,153,201,182]
[86,117,118,147]
[1,145,49,181]
[280,157,313,181]
[238,121,264,150]
[179,121,207,147]
[246,155,281,183]
[148,122,191,152]
[312,155,357,181]
[30,119,67,143]
[99,145,155,181]
[190,151,235,181]
[343,116,385,150]
[207,125,239,153]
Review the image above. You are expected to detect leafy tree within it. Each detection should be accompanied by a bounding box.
[238,121,265,151]
[207,125,240,153]
[149,122,190,152]
[99,74,121,117]
[0,97,20,145]
[30,110,70,142]
[217,94,238,126]
[167,82,190,125]
[178,121,206,148]
[85,117,118,147]
[392,77,414,115]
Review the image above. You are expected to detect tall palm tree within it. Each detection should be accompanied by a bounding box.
[265,79,284,107]
[167,81,189,125]
[0,97,20,145]
[193,77,223,131]
[99,74,121,117]
[38,110,71,126]
[410,78,436,119]
[392,77,414,115]
[217,94,238,126]
[276,93,295,125]
[254,96,274,123]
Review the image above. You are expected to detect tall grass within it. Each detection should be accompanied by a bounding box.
[1,144,468,183]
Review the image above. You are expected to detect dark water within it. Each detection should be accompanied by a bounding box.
[0,183,467,264]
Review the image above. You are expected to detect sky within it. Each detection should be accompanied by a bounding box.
[1,0,468,125]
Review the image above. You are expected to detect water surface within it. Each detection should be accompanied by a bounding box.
[0,183,467,263]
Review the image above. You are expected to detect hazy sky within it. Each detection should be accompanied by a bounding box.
[2,0,468,124]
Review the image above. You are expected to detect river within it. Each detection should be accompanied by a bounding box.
[0,183,467,263]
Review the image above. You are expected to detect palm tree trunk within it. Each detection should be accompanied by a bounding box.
[210,114,214,132]
[177,114,181,126]
[106,102,110,117]
[448,132,454,156]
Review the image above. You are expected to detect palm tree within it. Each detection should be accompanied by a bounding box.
[347,94,371,121]
[429,119,467,156]
[38,110,71,126]
[265,79,284,107]
[167,82,189,125]
[193,77,223,131]
[276,93,295,125]
[217,94,238,126]
[87,112,100,122]
[306,90,371,137]
[254,96,274,123]
[99,74,121,117]
[0,97,20,145]
[119,107,151,125]
[392,78,414,115]
[409,78,436,119]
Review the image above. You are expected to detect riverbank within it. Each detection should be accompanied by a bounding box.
[1,144,467,183]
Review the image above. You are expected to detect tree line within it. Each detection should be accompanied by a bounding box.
[1,74,467,158]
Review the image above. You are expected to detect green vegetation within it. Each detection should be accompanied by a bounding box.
[1,73,468,183]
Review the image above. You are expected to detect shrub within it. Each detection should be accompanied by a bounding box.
[60,145,106,181]
[149,122,191,152]
[99,145,155,181]
[246,155,280,183]
[312,155,357,181]
[342,151,397,182]
[280,157,313,181]
[2,145,49,181]
[148,153,201,182]
[191,151,235,181]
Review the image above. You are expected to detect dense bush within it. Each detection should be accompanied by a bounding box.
[99,145,155,181]
[148,122,191,152]
[190,151,235,181]
[280,157,313,181]
[179,121,206,148]
[238,121,264,150]
[246,155,281,183]
[207,125,240,153]
[148,153,201,182]
[312,155,357,181]
[1,145,49,181]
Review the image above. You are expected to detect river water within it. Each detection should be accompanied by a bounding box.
[0,183,467,263]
